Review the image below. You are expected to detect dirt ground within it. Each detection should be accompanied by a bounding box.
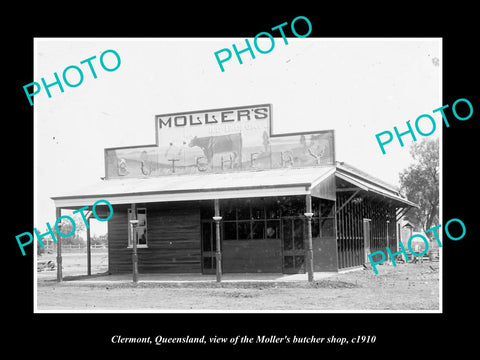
[36,252,439,311]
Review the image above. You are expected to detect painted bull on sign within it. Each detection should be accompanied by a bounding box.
[189,133,243,167]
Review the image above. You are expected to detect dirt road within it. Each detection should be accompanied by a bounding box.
[36,258,439,311]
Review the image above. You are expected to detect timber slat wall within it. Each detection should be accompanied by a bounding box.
[108,202,201,274]
[336,193,397,269]
[223,239,282,273]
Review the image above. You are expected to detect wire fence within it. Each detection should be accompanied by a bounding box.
[40,243,108,253]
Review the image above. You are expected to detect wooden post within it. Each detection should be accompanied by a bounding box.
[305,194,314,282]
[130,203,139,283]
[386,220,390,249]
[397,222,401,252]
[56,207,63,282]
[86,214,91,276]
[213,199,222,283]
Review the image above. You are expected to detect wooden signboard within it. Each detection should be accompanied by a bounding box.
[104,104,335,179]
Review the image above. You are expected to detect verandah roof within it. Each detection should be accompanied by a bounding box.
[335,162,418,208]
[51,166,337,208]
[51,163,417,209]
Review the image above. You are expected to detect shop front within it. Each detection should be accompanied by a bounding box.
[51,104,416,281]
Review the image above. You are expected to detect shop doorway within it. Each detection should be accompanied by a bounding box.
[201,220,218,274]
[281,217,305,273]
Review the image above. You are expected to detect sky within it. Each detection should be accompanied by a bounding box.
[34,38,441,234]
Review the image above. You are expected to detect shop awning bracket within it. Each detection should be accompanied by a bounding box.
[396,206,413,222]
[335,189,360,214]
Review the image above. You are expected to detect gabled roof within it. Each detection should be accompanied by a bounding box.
[336,161,418,208]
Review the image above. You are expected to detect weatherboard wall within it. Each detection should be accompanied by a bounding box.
[108,202,202,274]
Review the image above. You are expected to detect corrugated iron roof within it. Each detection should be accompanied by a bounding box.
[336,161,400,193]
[336,162,418,208]
[51,166,336,207]
[51,161,417,209]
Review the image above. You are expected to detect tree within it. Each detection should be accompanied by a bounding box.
[399,138,439,234]
[38,211,88,248]
[91,234,108,247]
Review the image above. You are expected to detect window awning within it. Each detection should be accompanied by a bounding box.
[51,166,337,208]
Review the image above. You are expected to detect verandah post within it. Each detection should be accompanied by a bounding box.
[213,199,222,282]
[86,211,92,276]
[305,194,314,282]
[56,207,63,282]
[130,203,139,283]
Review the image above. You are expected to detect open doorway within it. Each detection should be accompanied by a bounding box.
[281,217,306,274]
[363,218,371,264]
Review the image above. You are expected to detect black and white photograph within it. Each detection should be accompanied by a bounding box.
[33,37,442,313]
[8,7,477,355]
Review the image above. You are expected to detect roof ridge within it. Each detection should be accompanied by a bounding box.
[335,161,400,193]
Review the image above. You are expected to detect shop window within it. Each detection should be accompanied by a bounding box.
[219,197,285,240]
[283,256,294,269]
[127,208,148,247]
[221,202,236,221]
[266,220,280,239]
[281,196,305,217]
[237,221,251,240]
[237,203,251,220]
[137,227,147,246]
[251,221,265,239]
[312,218,320,238]
[223,222,237,240]
[312,198,320,217]
[251,198,265,219]
[320,218,335,237]
[293,218,304,249]
[320,200,335,217]
[283,223,293,250]
[266,199,281,219]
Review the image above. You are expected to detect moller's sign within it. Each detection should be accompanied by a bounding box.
[104,104,335,179]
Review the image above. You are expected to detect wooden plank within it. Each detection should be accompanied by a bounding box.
[370,200,376,251]
[350,199,354,267]
[340,194,346,269]
[345,197,350,268]
[348,197,354,268]
[352,199,357,266]
[332,200,339,270]
[108,202,201,274]
[336,187,362,192]
[352,200,357,266]
[336,194,343,268]
[352,198,357,266]
[356,202,362,265]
